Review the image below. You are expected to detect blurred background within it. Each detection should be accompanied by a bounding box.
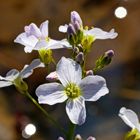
[0,0,140,139]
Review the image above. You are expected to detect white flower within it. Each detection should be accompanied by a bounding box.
[0,59,44,88]
[14,20,71,53]
[119,107,140,132]
[59,11,118,40]
[36,57,109,125]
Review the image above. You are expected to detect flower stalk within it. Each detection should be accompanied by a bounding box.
[66,123,76,140]
[24,91,67,136]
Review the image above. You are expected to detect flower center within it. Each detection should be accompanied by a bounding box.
[45,37,50,42]
[65,83,81,99]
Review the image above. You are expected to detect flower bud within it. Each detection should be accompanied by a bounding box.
[71,11,82,26]
[76,52,84,64]
[75,134,82,140]
[46,71,58,82]
[38,48,54,66]
[86,70,93,76]
[73,47,79,54]
[67,24,76,35]
[77,44,83,51]
[102,50,114,65]
[73,21,81,32]
[104,50,114,58]
[93,50,114,74]
[87,136,96,140]
[14,77,28,94]
[57,137,64,140]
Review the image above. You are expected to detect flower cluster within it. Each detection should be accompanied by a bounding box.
[1,10,133,140]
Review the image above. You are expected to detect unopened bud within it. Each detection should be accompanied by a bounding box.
[67,24,76,35]
[76,52,84,64]
[93,50,114,74]
[102,50,114,65]
[75,134,82,140]
[73,21,81,32]
[87,136,96,140]
[38,48,53,66]
[71,11,82,26]
[77,44,83,51]
[73,47,79,54]
[86,70,93,76]
[57,137,64,140]
[104,50,114,58]
[46,71,58,82]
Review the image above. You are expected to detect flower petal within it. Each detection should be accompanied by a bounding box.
[80,75,109,101]
[0,69,19,83]
[34,40,49,50]
[0,81,12,88]
[40,20,49,38]
[35,39,72,50]
[58,39,72,49]
[66,96,86,125]
[47,39,72,49]
[0,76,6,80]
[14,33,38,53]
[5,69,19,81]
[59,25,68,33]
[119,107,140,131]
[19,59,45,78]
[25,23,41,38]
[47,39,65,49]
[34,39,63,50]
[36,83,67,105]
[56,57,82,86]
[84,28,118,40]
[6,69,19,77]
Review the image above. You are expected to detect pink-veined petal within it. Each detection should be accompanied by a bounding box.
[25,23,41,38]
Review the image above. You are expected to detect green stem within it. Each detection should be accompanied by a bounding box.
[82,54,87,78]
[24,91,67,136]
[66,123,76,140]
